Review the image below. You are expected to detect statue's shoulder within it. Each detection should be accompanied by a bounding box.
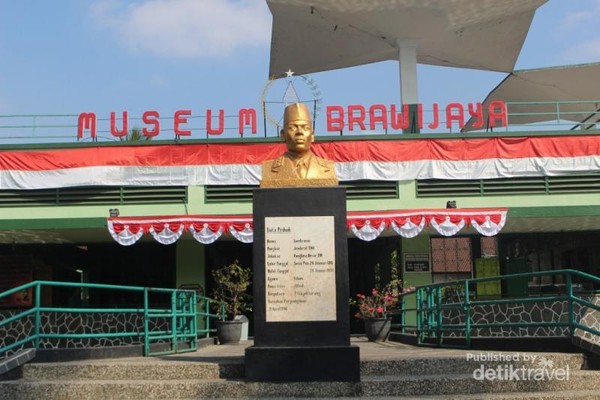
[315,156,335,170]
[263,155,286,171]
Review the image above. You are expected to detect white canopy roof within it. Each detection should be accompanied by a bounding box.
[267,0,547,77]
[464,62,600,131]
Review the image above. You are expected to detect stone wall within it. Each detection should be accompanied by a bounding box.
[439,295,599,338]
[0,311,172,358]
[573,295,600,350]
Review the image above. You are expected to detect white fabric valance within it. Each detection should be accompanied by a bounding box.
[107,208,507,246]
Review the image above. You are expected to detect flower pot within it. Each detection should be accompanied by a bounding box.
[216,320,243,344]
[364,318,391,342]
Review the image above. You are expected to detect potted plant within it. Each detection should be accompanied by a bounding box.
[211,260,252,344]
[350,280,405,342]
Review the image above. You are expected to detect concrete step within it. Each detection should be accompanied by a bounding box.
[416,390,600,400]
[361,370,600,397]
[9,351,585,382]
[14,359,243,381]
[0,369,598,399]
[0,379,360,399]
[361,352,585,376]
[303,391,600,399]
[2,343,596,399]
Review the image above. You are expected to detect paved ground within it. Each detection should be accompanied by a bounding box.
[143,337,566,364]
[36,337,489,367]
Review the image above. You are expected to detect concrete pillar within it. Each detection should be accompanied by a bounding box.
[398,40,420,133]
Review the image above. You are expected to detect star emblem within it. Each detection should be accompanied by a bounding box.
[285,69,294,78]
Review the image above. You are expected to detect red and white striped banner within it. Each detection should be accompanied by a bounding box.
[0,136,598,189]
[107,208,507,246]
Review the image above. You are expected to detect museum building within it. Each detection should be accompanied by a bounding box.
[1,0,599,338]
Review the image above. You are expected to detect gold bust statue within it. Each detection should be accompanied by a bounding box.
[260,102,338,187]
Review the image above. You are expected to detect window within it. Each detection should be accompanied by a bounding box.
[431,237,472,273]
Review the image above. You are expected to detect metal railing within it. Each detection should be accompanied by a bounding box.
[1,100,599,145]
[0,280,226,359]
[491,100,600,133]
[394,269,600,349]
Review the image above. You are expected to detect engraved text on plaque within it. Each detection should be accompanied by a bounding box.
[265,216,336,322]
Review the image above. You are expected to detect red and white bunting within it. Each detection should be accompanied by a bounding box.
[107,215,252,246]
[148,222,185,245]
[189,223,224,244]
[0,136,598,189]
[348,217,387,242]
[229,222,254,243]
[107,208,507,246]
[108,223,144,246]
[390,216,427,238]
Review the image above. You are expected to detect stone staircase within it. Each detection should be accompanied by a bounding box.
[1,341,599,399]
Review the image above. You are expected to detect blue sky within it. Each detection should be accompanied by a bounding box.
[1,0,599,139]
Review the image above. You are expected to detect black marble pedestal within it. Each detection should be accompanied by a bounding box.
[245,187,360,382]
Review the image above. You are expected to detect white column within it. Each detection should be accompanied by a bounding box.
[397,39,419,105]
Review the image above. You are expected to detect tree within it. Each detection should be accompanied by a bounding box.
[119,127,151,142]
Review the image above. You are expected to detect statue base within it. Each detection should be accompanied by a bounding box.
[245,345,360,382]
[248,186,359,382]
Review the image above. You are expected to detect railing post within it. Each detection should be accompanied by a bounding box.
[171,291,177,353]
[566,272,574,336]
[436,286,443,346]
[401,299,406,334]
[205,298,210,338]
[428,288,436,342]
[190,292,197,347]
[425,287,436,344]
[143,288,149,356]
[34,282,41,349]
[416,288,422,344]
[465,280,471,348]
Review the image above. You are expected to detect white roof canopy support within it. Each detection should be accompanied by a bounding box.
[398,39,418,105]
[464,62,600,131]
[267,0,547,88]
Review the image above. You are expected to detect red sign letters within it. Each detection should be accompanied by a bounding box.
[77,102,506,139]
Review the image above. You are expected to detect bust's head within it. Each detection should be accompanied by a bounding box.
[280,103,314,156]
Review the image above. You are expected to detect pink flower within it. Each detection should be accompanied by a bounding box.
[350,280,405,319]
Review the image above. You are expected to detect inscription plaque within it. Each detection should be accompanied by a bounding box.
[404,253,431,272]
[265,216,336,322]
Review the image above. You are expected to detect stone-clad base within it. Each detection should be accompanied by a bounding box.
[245,345,360,382]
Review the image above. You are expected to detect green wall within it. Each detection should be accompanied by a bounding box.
[344,180,600,212]
[401,235,432,329]
[175,239,207,330]
[2,183,600,226]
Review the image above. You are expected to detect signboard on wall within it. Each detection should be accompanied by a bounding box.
[404,253,430,273]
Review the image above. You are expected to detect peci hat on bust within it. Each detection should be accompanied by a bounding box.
[283,103,312,126]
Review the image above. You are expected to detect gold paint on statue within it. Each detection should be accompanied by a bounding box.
[260,103,338,187]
